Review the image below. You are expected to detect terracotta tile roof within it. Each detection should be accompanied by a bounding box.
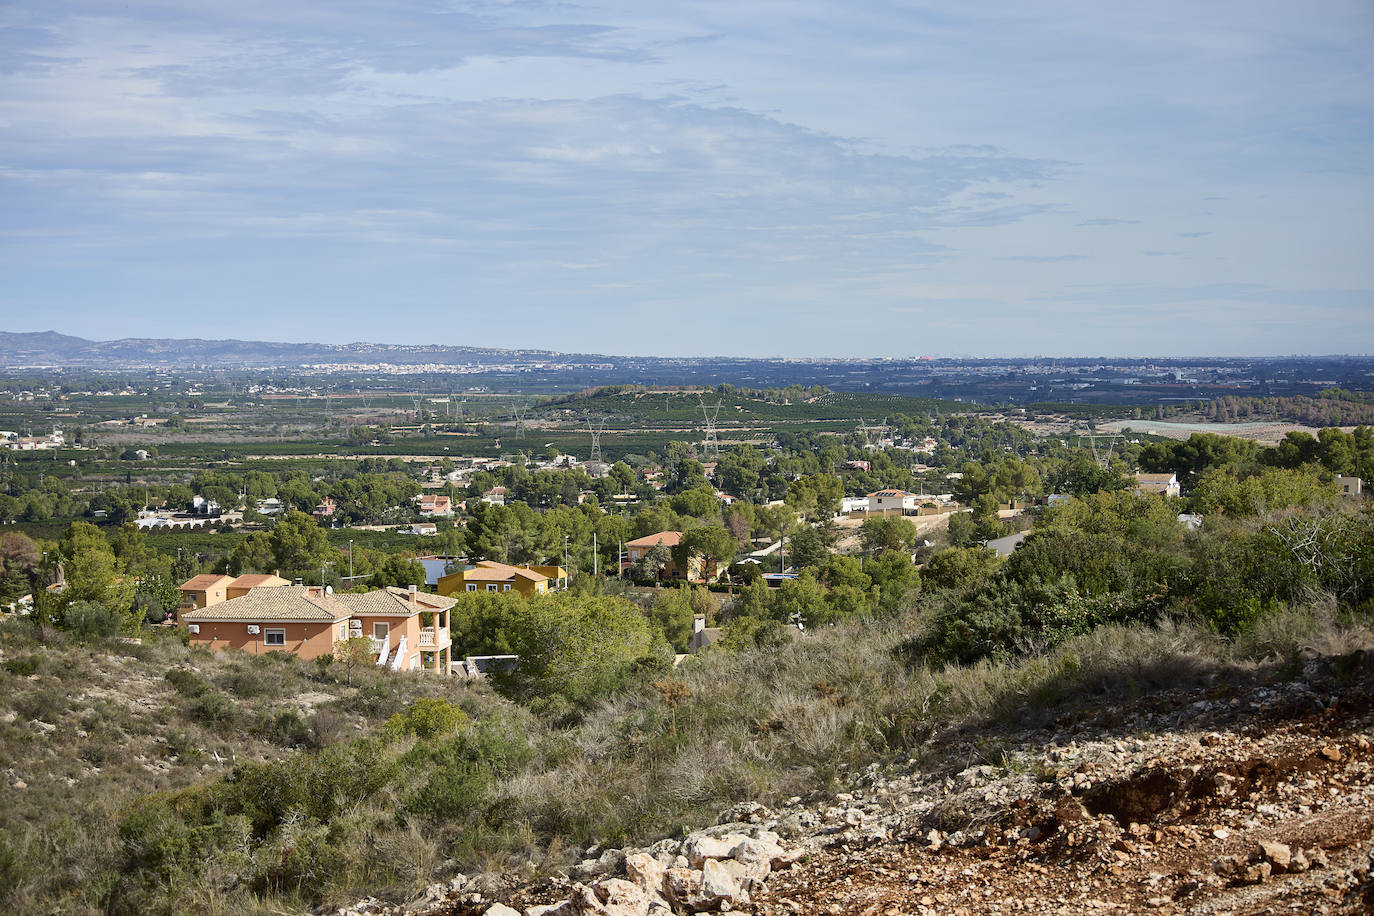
[229,573,289,589]
[180,574,234,591]
[181,586,350,622]
[626,531,683,548]
[462,561,547,583]
[868,489,915,499]
[335,586,456,616]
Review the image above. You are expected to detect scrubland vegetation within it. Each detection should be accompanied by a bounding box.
[2,487,1371,914]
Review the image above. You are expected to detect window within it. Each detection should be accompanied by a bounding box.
[503,584,511,592]
[466,584,477,592]
[264,629,286,646]
[338,624,347,640]
[487,584,497,592]
[373,622,389,640]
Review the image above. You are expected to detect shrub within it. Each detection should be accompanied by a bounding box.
[385,698,469,741]
[189,689,238,730]
[256,709,312,748]
[164,666,213,696]
[2,654,40,677]
[13,685,68,723]
[222,664,272,697]
[63,600,123,640]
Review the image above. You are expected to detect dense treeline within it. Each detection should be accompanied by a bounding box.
[1196,390,1374,426]
[1139,426,1374,485]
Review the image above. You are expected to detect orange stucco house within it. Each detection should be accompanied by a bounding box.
[179,584,456,674]
[625,531,708,582]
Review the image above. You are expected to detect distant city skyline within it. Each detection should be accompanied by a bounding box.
[2,2,1372,357]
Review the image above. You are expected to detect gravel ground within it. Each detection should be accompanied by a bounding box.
[750,653,1374,916]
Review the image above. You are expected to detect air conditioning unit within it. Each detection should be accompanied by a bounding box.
[246,625,260,635]
[187,625,200,635]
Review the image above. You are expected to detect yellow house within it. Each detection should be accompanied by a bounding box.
[437,561,565,597]
[179,572,292,612]
[178,574,235,610]
[226,573,291,600]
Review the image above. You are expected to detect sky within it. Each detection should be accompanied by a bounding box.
[1,1,1372,358]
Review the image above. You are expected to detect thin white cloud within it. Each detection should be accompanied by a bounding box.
[0,0,1370,356]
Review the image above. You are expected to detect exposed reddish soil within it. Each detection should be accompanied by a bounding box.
[751,663,1374,915]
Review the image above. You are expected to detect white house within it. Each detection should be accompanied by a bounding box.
[866,489,919,514]
[841,496,870,514]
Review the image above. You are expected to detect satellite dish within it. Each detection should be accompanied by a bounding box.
[325,585,333,595]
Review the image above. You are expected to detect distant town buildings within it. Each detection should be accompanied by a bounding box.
[1,428,64,450]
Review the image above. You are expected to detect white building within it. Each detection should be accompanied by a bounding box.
[866,489,919,514]
[841,496,870,514]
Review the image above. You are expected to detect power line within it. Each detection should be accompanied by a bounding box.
[699,396,722,459]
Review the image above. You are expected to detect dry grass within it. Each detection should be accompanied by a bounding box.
[4,593,1370,915]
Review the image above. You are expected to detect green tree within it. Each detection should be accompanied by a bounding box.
[334,636,377,686]
[788,526,828,570]
[677,525,737,580]
[860,515,919,554]
[367,555,426,590]
[669,485,721,519]
[945,511,976,547]
[0,532,40,605]
[647,586,694,652]
[498,594,668,709]
[133,573,180,624]
[59,522,133,619]
[634,543,672,581]
[771,569,830,628]
[922,546,1002,591]
[265,511,337,575]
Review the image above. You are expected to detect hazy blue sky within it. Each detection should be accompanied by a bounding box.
[2,2,1372,357]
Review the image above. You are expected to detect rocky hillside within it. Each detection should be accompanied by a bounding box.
[362,648,1374,916]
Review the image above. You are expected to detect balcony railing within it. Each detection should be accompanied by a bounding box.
[418,627,448,648]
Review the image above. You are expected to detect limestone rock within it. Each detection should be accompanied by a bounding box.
[624,853,666,896]
[1257,840,1291,872]
[683,832,747,867]
[593,878,650,916]
[701,859,747,908]
[663,860,747,913]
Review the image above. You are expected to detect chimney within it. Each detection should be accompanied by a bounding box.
[294,577,303,586]
[408,584,418,604]
[274,569,280,578]
[693,614,706,634]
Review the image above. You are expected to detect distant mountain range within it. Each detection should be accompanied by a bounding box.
[0,331,602,369]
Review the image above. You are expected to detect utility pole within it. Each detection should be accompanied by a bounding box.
[592,531,597,578]
[348,539,354,579]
